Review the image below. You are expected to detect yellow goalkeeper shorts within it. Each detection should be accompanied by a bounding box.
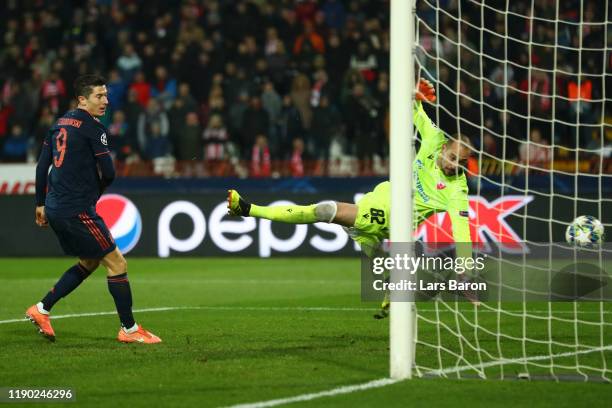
[347,181,390,257]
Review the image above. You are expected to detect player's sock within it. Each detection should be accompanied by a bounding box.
[123,323,139,334]
[107,273,136,329]
[41,264,92,311]
[249,204,318,224]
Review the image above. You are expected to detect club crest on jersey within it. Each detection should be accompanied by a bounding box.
[100,132,108,146]
[436,181,446,190]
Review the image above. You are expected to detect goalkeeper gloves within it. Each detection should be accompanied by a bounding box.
[416,78,436,103]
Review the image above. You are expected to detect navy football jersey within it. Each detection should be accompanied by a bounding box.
[42,109,112,217]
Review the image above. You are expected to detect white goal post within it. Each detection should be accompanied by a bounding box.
[389,0,416,380]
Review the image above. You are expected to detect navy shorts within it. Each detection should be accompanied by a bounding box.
[47,208,117,259]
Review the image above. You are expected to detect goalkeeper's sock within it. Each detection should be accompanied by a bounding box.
[249,204,318,224]
[41,264,92,311]
[107,273,136,329]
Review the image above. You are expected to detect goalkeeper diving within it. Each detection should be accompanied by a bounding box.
[227,79,475,313]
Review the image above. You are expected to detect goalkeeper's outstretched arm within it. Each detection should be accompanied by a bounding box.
[413,79,446,156]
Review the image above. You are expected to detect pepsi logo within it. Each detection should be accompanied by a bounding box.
[96,194,142,254]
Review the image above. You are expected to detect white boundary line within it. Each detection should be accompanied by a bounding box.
[221,378,401,408]
[0,306,376,325]
[1,305,610,325]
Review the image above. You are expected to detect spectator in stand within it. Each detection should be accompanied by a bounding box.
[202,114,229,176]
[151,65,178,111]
[0,101,14,145]
[295,0,318,24]
[310,94,341,173]
[310,69,329,107]
[140,43,159,81]
[241,95,270,159]
[138,99,170,159]
[350,42,378,83]
[340,69,368,108]
[236,35,260,77]
[266,40,290,87]
[345,82,381,175]
[174,111,203,176]
[519,70,551,119]
[223,63,246,107]
[293,20,325,56]
[40,70,66,115]
[290,137,305,177]
[265,27,284,57]
[117,43,142,82]
[123,89,143,154]
[142,122,169,160]
[325,32,351,86]
[321,0,347,30]
[8,82,36,128]
[261,80,283,148]
[129,71,152,109]
[278,94,305,160]
[251,134,271,177]
[290,73,312,138]
[519,128,553,170]
[107,69,127,111]
[2,124,29,162]
[175,111,202,162]
[168,83,198,150]
[567,74,597,147]
[32,107,55,157]
[108,110,135,162]
[293,21,325,71]
[228,90,249,151]
[482,132,498,158]
[201,82,226,124]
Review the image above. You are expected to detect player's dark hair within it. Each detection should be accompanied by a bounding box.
[74,75,106,99]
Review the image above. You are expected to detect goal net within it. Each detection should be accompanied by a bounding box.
[412,0,612,381]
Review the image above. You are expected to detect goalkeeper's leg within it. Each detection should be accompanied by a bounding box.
[227,189,357,226]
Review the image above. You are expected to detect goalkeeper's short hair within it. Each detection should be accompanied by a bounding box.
[448,133,473,150]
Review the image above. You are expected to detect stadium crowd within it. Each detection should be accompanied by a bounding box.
[0,0,609,176]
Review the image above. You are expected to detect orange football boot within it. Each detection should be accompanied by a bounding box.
[25,304,55,342]
[117,325,162,344]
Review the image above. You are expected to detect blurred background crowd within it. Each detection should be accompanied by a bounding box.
[0,0,609,177]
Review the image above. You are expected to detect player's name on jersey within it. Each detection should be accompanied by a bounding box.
[57,118,83,128]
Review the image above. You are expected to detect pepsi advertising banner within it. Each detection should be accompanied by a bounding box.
[0,192,607,257]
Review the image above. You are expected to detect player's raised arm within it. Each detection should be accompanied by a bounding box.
[35,132,53,227]
[413,79,445,155]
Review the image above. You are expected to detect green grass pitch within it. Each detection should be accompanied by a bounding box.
[1,258,611,407]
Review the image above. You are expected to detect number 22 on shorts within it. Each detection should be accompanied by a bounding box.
[370,208,385,225]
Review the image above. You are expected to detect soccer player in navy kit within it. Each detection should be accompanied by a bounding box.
[26,75,161,344]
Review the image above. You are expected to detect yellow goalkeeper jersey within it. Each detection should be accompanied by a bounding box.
[412,101,472,259]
